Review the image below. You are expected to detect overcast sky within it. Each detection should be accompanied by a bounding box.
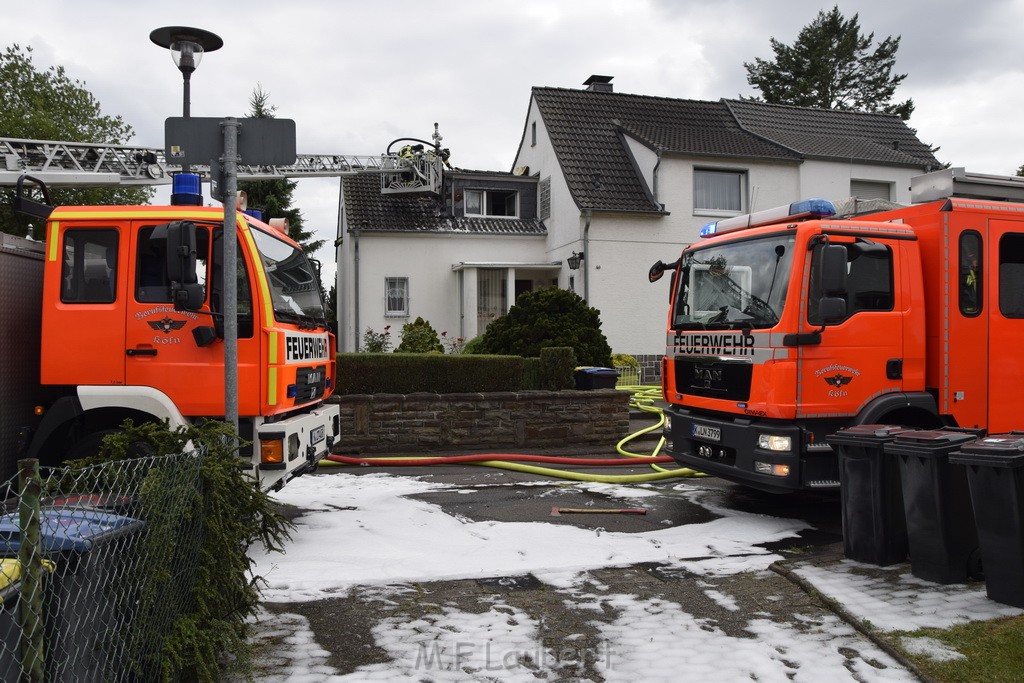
[5,0,1024,282]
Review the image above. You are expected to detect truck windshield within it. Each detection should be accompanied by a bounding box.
[249,227,327,329]
[672,234,796,330]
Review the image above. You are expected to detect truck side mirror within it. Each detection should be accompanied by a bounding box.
[649,260,667,283]
[152,221,204,311]
[819,244,848,295]
[817,244,848,325]
[819,296,847,324]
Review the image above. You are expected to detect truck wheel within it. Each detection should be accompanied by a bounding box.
[65,429,118,462]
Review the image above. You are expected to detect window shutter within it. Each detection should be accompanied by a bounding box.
[850,180,892,201]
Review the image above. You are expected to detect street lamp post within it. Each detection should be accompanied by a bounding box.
[150,26,223,171]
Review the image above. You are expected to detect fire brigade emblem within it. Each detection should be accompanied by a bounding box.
[823,373,853,388]
[148,317,187,335]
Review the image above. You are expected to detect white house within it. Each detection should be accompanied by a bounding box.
[335,169,552,352]
[510,75,939,379]
[336,76,940,374]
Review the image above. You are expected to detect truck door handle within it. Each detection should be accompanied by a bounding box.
[127,348,158,356]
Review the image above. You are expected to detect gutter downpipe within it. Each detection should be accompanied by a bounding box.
[352,229,361,351]
[583,210,592,303]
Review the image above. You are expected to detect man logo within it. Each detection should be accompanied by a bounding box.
[148,317,187,335]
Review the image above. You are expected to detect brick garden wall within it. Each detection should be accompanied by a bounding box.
[330,389,630,453]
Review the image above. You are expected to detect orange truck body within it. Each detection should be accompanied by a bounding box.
[658,169,1024,493]
[7,199,339,491]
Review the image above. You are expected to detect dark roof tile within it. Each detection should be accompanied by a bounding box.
[531,87,939,212]
[343,172,545,235]
[724,99,939,167]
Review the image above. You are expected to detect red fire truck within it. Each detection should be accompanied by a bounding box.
[649,168,1024,492]
[2,173,339,491]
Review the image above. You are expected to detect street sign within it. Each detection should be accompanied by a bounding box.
[164,117,297,167]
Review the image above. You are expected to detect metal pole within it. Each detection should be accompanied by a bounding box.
[221,118,239,434]
[181,72,192,173]
[182,71,191,118]
[17,458,44,682]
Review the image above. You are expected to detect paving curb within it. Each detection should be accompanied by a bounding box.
[770,556,937,683]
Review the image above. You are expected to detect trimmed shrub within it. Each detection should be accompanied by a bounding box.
[472,288,612,367]
[540,346,576,391]
[462,335,485,354]
[611,353,639,369]
[336,353,525,394]
[396,317,443,353]
[521,357,542,390]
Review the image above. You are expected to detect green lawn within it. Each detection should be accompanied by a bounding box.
[885,615,1024,682]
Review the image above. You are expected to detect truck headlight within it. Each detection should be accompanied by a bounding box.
[757,434,792,451]
[664,414,672,431]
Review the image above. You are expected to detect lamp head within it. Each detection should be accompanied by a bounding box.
[150,26,223,75]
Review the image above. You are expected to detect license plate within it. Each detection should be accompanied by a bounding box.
[310,426,325,445]
[691,423,721,442]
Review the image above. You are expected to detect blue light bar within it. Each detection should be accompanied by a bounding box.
[699,198,836,238]
[244,209,265,221]
[170,173,202,206]
[789,198,836,217]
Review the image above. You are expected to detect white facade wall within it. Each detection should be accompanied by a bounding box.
[338,231,546,351]
[798,159,922,204]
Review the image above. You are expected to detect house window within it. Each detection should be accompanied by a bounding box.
[385,276,409,317]
[694,169,744,214]
[851,180,892,201]
[531,121,537,147]
[477,268,507,332]
[539,177,551,219]
[465,189,519,218]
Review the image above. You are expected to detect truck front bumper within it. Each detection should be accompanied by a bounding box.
[664,405,839,493]
[255,403,341,490]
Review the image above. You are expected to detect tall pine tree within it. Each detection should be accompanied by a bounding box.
[744,6,914,120]
[237,85,324,254]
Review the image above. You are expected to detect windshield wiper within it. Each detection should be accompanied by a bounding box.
[273,309,324,330]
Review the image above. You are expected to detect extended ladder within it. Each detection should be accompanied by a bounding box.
[0,137,440,193]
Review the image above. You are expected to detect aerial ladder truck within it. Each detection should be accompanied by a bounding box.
[0,128,449,490]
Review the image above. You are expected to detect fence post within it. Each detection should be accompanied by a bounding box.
[17,458,44,682]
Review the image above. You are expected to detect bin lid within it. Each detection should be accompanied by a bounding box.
[0,508,143,554]
[575,366,619,376]
[882,429,980,457]
[949,434,1024,468]
[826,424,914,446]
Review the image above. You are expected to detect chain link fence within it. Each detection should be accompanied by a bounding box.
[0,452,205,682]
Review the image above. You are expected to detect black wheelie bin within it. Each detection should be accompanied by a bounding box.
[826,425,915,565]
[949,434,1024,607]
[883,429,982,584]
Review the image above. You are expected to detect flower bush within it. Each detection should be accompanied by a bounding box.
[362,325,392,353]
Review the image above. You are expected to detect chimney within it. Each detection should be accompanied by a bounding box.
[583,75,614,93]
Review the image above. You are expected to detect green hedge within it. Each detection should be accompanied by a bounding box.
[336,353,529,394]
